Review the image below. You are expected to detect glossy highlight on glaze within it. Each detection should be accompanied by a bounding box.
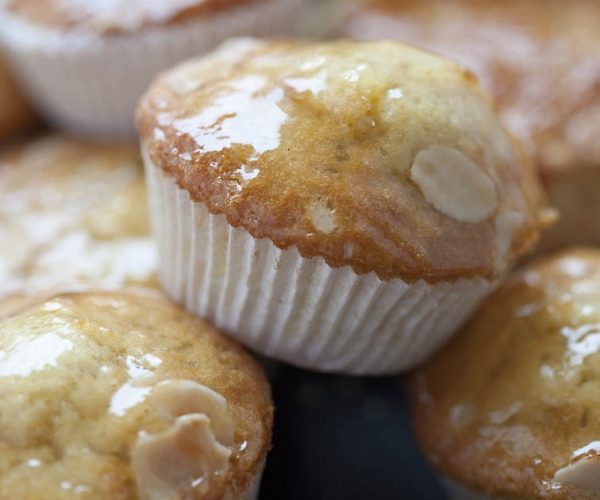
[170,75,287,159]
[0,331,73,378]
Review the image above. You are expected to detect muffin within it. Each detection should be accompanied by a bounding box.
[0,0,306,138]
[0,55,36,140]
[0,290,272,499]
[340,0,600,253]
[138,39,550,375]
[410,248,600,498]
[0,135,157,301]
[301,0,360,38]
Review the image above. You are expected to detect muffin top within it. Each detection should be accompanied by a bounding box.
[0,135,157,302]
[411,248,600,498]
[138,39,549,283]
[343,0,600,176]
[0,290,272,499]
[1,0,259,34]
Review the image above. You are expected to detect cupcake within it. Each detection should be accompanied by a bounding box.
[0,55,36,140]
[138,39,550,375]
[410,248,600,498]
[0,290,272,499]
[0,0,306,138]
[340,0,600,253]
[0,135,157,301]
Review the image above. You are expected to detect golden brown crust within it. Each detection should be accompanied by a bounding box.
[342,0,600,176]
[0,290,272,499]
[138,39,548,283]
[410,248,600,498]
[3,0,262,34]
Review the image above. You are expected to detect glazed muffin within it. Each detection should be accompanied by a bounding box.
[0,55,36,140]
[0,290,272,499]
[341,0,600,253]
[0,0,306,138]
[138,39,550,375]
[410,248,600,498]
[0,135,157,301]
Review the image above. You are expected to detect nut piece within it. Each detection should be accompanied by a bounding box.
[554,455,600,491]
[149,379,234,447]
[307,200,337,234]
[410,145,498,224]
[132,414,231,500]
[132,380,236,499]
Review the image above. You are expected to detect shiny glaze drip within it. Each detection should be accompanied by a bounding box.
[169,74,287,159]
[0,330,73,378]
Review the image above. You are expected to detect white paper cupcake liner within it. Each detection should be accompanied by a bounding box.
[0,0,306,139]
[145,157,497,375]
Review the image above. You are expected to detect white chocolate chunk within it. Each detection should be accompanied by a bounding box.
[410,145,497,223]
[307,200,337,234]
[554,455,600,491]
[132,414,231,500]
[149,379,234,447]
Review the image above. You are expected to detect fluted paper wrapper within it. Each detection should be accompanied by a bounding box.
[0,0,305,139]
[146,159,496,375]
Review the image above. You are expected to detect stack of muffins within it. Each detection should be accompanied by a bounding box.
[0,0,598,498]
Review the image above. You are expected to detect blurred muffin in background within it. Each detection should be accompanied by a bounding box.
[410,248,600,498]
[0,0,308,139]
[0,55,37,140]
[341,0,600,253]
[302,0,362,38]
[0,135,157,303]
[0,290,272,499]
[138,38,550,375]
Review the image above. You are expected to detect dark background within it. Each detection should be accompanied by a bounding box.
[259,365,446,500]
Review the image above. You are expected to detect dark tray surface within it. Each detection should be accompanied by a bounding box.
[260,366,447,500]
